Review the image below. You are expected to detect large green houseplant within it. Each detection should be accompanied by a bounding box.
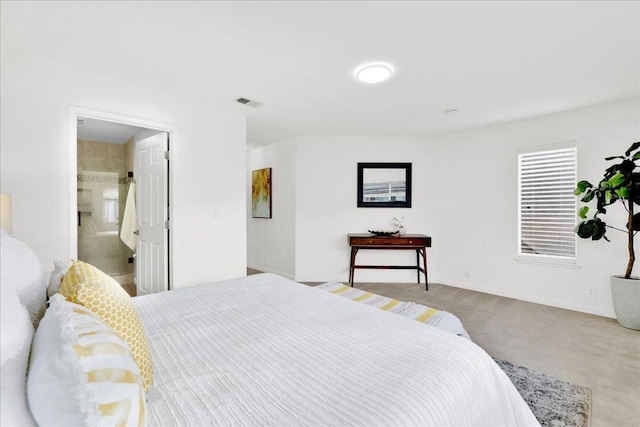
[574,141,640,329]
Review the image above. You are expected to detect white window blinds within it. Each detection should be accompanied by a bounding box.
[518,145,577,259]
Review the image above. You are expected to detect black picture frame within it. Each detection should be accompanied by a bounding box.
[357,162,412,208]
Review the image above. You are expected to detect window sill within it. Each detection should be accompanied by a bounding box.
[514,256,582,269]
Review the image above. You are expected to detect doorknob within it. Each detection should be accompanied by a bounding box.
[133,230,140,235]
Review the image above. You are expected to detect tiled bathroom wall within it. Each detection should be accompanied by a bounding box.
[77,138,135,276]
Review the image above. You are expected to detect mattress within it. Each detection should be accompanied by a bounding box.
[134,273,539,426]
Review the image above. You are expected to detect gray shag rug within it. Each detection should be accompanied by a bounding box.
[494,358,591,427]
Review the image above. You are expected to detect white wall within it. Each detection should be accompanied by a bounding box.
[247,136,435,283]
[247,139,297,279]
[0,52,247,288]
[427,99,640,318]
[247,99,639,318]
[294,136,435,283]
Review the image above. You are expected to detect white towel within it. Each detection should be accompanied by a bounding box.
[120,182,137,251]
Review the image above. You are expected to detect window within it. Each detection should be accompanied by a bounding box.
[102,187,119,223]
[518,144,577,260]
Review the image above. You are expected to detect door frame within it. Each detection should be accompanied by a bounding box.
[68,106,175,290]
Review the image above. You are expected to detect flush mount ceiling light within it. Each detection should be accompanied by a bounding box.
[355,63,393,83]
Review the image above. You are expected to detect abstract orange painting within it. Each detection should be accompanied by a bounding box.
[252,168,272,218]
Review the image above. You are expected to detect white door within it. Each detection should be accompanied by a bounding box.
[135,132,169,295]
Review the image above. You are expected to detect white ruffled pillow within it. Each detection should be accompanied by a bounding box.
[1,284,36,426]
[0,231,47,327]
[27,295,146,427]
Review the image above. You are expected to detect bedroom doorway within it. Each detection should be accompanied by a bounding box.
[72,111,172,295]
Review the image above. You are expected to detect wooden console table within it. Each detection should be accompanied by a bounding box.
[348,234,432,290]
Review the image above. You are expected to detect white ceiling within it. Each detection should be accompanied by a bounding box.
[2,1,638,147]
[77,117,148,145]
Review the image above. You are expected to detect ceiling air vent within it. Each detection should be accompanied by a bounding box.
[235,97,264,108]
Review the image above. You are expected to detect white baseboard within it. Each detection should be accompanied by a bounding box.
[247,263,295,281]
[435,277,616,319]
[254,266,617,319]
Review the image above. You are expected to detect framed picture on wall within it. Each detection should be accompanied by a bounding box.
[252,167,272,218]
[357,162,412,208]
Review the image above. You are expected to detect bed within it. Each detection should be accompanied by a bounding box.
[1,229,540,426]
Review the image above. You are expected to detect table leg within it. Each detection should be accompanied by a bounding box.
[416,250,421,284]
[423,248,429,291]
[349,248,358,287]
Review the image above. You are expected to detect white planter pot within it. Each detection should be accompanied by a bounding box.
[611,275,640,330]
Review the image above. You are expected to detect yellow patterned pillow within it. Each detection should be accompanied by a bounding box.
[60,260,154,391]
[27,295,146,426]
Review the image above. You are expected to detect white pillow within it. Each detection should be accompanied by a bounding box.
[47,260,70,297]
[0,232,47,327]
[27,295,146,427]
[1,284,36,426]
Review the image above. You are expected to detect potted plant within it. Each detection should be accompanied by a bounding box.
[574,142,640,329]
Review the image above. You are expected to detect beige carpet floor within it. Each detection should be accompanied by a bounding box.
[347,282,640,427]
[246,270,640,427]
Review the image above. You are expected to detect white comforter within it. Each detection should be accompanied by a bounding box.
[134,273,539,426]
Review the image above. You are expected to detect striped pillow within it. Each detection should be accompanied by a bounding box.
[27,295,146,427]
[60,260,154,391]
